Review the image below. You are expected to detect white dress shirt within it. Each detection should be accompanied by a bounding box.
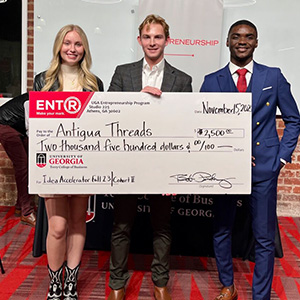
[229,60,253,87]
[142,58,165,89]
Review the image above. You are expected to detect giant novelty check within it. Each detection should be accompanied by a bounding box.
[29,92,252,194]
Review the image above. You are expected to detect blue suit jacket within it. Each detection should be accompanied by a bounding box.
[200,61,300,182]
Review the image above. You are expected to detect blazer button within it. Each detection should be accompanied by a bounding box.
[266,102,270,106]
[256,142,260,146]
[256,121,260,125]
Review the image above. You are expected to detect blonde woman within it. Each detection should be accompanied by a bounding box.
[33,24,103,300]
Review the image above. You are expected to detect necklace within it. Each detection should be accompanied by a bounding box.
[65,75,77,86]
[61,65,81,91]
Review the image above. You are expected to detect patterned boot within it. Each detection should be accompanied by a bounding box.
[63,263,80,300]
[47,264,64,300]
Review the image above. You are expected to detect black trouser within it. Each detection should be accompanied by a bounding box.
[109,194,172,289]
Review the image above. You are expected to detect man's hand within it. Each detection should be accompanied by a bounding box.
[252,156,256,167]
[141,86,162,97]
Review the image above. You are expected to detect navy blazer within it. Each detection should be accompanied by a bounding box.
[108,59,192,93]
[200,61,300,182]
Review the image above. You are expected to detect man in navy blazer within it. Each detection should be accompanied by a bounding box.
[107,14,192,300]
[200,20,300,300]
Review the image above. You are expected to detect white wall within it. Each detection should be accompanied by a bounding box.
[34,0,139,91]
[34,0,300,108]
[220,0,300,109]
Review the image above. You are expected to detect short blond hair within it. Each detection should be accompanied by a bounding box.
[139,14,170,39]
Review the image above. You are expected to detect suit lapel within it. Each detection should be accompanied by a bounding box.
[218,63,267,113]
[161,61,176,92]
[251,61,267,112]
[217,65,237,92]
[130,59,143,91]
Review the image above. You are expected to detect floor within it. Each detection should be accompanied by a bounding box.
[0,206,300,299]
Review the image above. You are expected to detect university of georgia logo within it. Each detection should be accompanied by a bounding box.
[36,153,47,168]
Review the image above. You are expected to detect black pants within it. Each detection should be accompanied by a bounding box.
[109,194,172,289]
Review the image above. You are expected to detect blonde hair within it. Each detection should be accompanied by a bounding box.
[139,14,170,39]
[42,24,99,91]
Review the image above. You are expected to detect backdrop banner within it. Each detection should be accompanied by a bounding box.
[33,195,283,260]
[138,0,223,91]
[84,194,252,258]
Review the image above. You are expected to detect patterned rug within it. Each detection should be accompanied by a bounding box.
[0,206,300,299]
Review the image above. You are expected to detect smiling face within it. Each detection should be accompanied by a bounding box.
[227,24,258,67]
[137,23,169,68]
[60,30,85,66]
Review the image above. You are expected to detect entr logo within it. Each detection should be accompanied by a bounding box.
[36,153,46,168]
[36,96,81,114]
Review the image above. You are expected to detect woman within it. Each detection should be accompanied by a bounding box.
[33,24,103,300]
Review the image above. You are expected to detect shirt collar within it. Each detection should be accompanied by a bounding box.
[143,58,165,73]
[229,60,254,75]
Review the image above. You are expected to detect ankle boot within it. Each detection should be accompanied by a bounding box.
[47,264,64,300]
[63,263,80,300]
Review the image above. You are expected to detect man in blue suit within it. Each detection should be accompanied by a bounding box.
[200,20,300,300]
